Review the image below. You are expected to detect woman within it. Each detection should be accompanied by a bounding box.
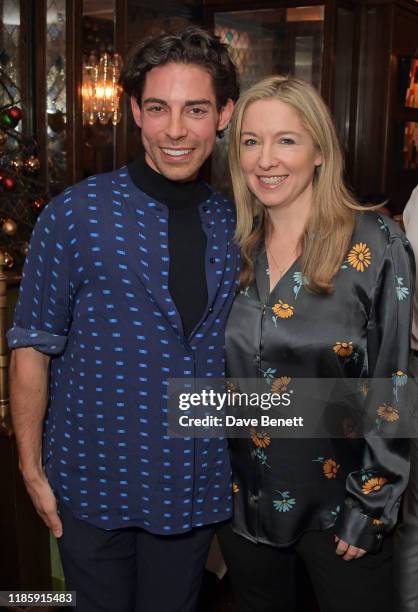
[219,76,414,612]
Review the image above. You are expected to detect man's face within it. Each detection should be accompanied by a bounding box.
[130,62,234,182]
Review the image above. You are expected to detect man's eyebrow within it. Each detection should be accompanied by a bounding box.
[185,99,212,106]
[142,98,212,107]
[142,98,167,106]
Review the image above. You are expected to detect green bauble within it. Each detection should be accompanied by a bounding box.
[0,112,14,127]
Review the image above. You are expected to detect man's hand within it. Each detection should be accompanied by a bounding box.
[335,536,367,561]
[22,470,62,538]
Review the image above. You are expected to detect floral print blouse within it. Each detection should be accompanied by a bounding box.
[225,212,414,552]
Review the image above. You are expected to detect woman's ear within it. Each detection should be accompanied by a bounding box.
[314,149,323,167]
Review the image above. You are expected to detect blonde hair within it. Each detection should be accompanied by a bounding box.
[229,75,360,293]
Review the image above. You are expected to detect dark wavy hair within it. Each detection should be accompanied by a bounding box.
[119,26,239,109]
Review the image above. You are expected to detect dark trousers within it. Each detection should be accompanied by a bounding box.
[57,501,214,612]
[218,522,394,612]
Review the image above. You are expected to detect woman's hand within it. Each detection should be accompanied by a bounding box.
[334,536,367,561]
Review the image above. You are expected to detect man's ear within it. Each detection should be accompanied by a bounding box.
[217,98,235,132]
[130,96,142,128]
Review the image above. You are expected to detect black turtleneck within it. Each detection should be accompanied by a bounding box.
[127,157,211,338]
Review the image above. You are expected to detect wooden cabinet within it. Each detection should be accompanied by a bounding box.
[354,0,418,212]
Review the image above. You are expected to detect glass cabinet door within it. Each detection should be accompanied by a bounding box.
[0,0,22,105]
[212,5,325,193]
[81,0,117,178]
[46,0,67,195]
[332,5,356,163]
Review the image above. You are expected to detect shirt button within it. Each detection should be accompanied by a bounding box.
[208,306,213,313]
[210,257,216,264]
[250,494,259,504]
[254,355,260,363]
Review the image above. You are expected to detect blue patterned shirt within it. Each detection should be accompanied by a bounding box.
[7,167,240,533]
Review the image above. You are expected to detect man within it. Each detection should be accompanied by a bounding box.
[395,184,418,612]
[7,27,239,612]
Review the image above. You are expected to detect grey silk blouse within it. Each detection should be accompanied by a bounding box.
[225,211,414,552]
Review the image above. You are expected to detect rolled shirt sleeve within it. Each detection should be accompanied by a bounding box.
[335,233,415,551]
[7,193,73,355]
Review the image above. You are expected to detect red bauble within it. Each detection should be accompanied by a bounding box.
[8,107,22,122]
[3,176,16,190]
[32,197,46,213]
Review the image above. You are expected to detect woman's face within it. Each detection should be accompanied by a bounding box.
[239,98,322,211]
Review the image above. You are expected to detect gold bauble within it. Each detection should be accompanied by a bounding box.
[24,155,41,173]
[10,157,24,172]
[21,241,29,255]
[1,218,18,236]
[0,250,14,269]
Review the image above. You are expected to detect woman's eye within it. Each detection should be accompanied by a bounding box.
[242,138,257,146]
[280,137,295,145]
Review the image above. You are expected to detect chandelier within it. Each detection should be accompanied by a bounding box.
[82,52,122,126]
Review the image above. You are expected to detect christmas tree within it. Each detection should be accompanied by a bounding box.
[0,66,47,271]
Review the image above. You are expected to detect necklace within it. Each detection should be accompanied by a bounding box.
[266,239,298,281]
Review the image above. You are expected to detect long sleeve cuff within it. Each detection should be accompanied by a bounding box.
[6,325,68,355]
[334,501,386,553]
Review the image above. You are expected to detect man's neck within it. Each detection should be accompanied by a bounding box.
[127,156,211,208]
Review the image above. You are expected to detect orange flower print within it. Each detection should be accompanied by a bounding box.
[271,376,292,393]
[347,242,372,272]
[333,341,353,358]
[313,456,341,479]
[272,300,294,319]
[362,477,388,495]
[250,428,271,448]
[323,459,340,479]
[232,482,239,494]
[377,403,400,422]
